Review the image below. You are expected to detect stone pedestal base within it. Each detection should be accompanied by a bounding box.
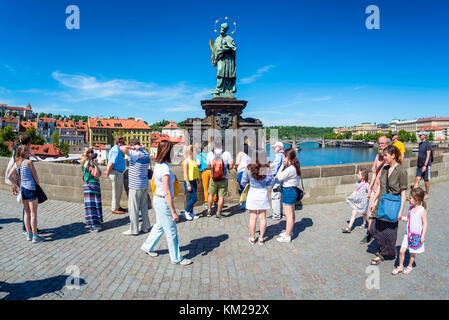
[184,98,263,158]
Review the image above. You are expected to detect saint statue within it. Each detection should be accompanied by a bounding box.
[211,23,237,97]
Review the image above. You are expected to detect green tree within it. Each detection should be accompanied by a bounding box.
[0,125,17,142]
[410,133,417,142]
[428,132,434,141]
[0,142,12,157]
[150,120,170,132]
[49,130,69,157]
[398,130,409,142]
[25,126,45,145]
[58,141,70,157]
[112,130,125,140]
[51,130,60,145]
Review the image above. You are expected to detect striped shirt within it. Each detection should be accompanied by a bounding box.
[16,160,36,191]
[128,149,150,190]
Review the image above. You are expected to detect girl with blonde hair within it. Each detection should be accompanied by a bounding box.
[182,145,200,220]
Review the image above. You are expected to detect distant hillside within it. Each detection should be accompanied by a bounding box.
[264,126,335,140]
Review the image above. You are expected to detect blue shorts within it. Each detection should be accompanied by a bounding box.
[416,166,431,181]
[282,187,298,205]
[21,187,38,201]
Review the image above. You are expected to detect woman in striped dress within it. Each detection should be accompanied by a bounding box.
[81,148,103,232]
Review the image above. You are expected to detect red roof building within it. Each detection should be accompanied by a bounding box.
[88,118,151,130]
[162,121,179,129]
[4,142,64,159]
[19,121,38,132]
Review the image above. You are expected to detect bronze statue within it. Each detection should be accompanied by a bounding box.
[210,23,237,98]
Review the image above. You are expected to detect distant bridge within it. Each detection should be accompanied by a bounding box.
[268,138,374,149]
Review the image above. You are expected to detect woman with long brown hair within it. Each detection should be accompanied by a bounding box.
[240,150,273,245]
[8,144,43,243]
[141,141,192,266]
[275,148,301,243]
[369,145,407,265]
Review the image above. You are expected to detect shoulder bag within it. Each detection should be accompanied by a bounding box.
[377,167,402,222]
[408,207,423,249]
[239,169,250,203]
[295,175,305,202]
[36,184,48,204]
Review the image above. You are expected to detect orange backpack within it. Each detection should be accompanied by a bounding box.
[211,152,226,181]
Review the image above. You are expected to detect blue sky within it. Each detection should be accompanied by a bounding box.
[1,0,448,127]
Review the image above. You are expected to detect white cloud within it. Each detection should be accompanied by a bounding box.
[3,64,15,73]
[50,71,210,114]
[239,65,275,84]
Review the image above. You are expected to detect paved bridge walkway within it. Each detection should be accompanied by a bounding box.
[1,181,448,300]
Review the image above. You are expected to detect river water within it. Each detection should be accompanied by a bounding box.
[266,142,416,167]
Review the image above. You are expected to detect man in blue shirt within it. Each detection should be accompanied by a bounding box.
[105,136,126,214]
[414,132,432,199]
[269,142,284,220]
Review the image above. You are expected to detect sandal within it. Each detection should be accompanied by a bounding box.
[403,266,413,275]
[392,267,404,275]
[248,237,256,245]
[258,237,265,245]
[370,256,384,265]
[341,227,352,233]
[358,224,367,229]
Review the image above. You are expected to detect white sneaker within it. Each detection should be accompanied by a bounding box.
[141,246,158,257]
[122,230,138,236]
[182,211,193,221]
[139,225,150,233]
[190,212,199,220]
[278,230,286,237]
[172,258,192,266]
[32,235,44,243]
[26,233,33,241]
[276,235,291,243]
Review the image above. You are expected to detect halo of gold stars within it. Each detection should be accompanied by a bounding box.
[214,17,237,35]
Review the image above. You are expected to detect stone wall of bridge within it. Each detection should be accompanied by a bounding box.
[1,149,448,208]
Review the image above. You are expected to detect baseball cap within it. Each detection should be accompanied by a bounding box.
[271,142,284,148]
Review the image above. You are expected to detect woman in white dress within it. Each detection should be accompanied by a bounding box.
[240,151,274,245]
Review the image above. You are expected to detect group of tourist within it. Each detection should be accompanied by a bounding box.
[341,133,430,274]
[5,131,432,273]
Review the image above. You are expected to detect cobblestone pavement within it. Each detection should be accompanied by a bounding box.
[1,181,448,300]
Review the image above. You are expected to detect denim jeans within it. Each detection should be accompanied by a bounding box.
[142,196,183,263]
[237,171,245,194]
[184,180,198,213]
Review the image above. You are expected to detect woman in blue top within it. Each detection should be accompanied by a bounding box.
[241,151,274,245]
[8,144,44,243]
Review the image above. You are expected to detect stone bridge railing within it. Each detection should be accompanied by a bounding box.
[1,149,448,208]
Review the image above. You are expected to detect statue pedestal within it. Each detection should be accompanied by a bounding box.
[184,97,263,158]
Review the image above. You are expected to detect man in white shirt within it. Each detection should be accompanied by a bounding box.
[206,141,233,219]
